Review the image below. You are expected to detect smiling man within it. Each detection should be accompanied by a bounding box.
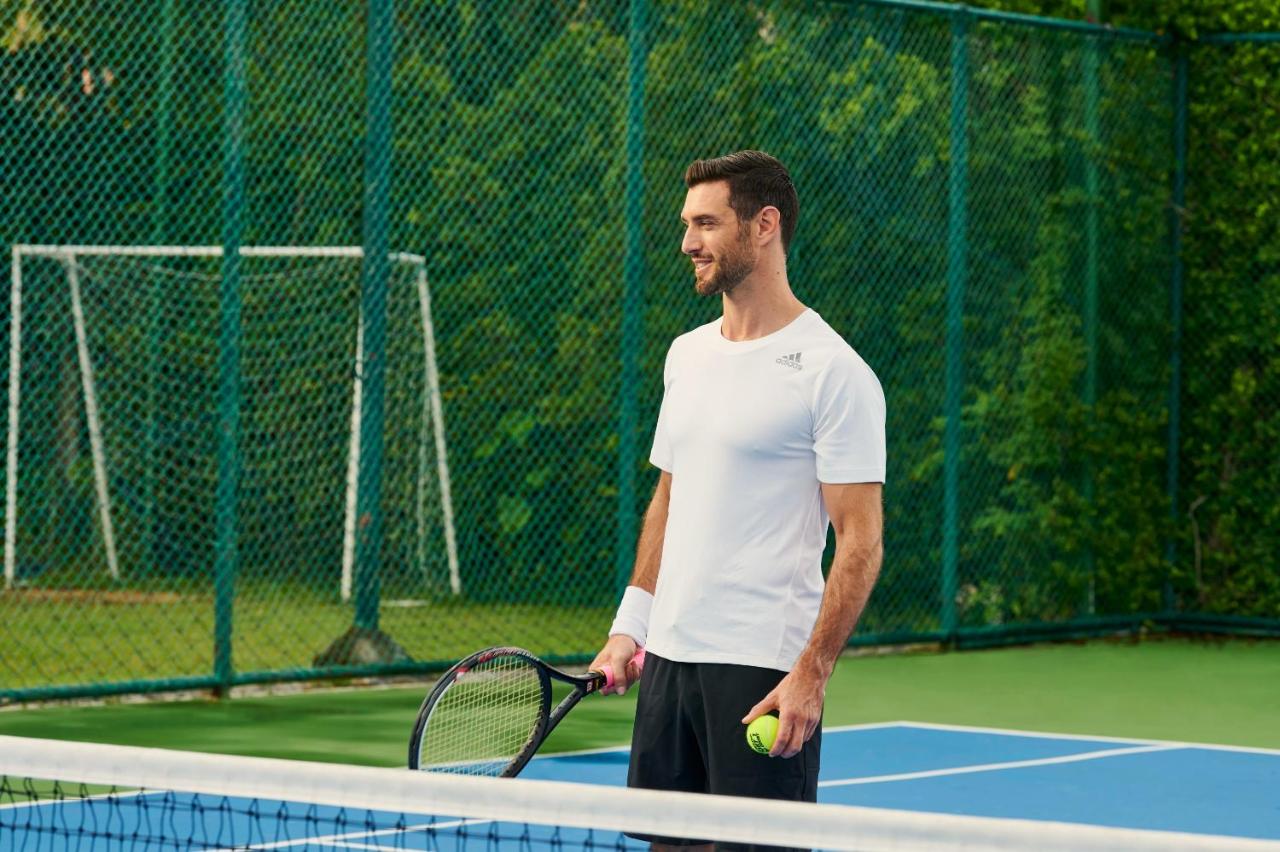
[591,151,886,852]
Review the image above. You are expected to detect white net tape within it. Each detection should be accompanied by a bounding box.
[3,736,1275,851]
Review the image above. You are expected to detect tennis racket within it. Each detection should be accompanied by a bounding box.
[408,645,645,777]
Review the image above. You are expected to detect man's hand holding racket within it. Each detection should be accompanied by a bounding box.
[590,634,646,696]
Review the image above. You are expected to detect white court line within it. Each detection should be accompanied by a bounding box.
[0,788,165,811]
[890,720,1280,757]
[818,744,1179,788]
[537,716,1280,765]
[534,718,1280,762]
[822,720,948,735]
[532,720,910,762]
[309,843,433,851]
[533,743,629,759]
[200,818,487,851]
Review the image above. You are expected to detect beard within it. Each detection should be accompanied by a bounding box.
[694,237,756,297]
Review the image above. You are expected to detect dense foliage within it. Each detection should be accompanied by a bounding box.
[974,0,1280,617]
[0,0,1274,664]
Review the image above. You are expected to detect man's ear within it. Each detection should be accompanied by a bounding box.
[756,205,782,245]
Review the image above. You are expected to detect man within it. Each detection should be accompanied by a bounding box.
[591,150,885,850]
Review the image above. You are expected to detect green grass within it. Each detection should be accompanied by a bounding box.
[0,637,1276,768]
[0,581,612,693]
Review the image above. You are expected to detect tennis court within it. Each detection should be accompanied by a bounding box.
[5,720,1279,849]
[3,0,1277,845]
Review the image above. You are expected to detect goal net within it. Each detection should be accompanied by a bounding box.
[4,246,458,612]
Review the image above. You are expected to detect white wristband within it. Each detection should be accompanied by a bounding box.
[608,586,653,646]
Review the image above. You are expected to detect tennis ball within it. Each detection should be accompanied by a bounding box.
[746,714,779,755]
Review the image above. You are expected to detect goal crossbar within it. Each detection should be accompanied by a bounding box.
[13,245,426,264]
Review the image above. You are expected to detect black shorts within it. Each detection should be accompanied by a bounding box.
[626,653,821,851]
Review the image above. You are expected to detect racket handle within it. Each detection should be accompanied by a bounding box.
[601,647,646,691]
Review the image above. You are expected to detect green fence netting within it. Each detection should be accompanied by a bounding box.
[1173,33,1280,628]
[0,0,1276,701]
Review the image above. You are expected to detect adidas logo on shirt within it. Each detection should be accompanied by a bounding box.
[775,351,803,371]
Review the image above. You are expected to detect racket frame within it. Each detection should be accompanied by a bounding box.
[408,646,615,777]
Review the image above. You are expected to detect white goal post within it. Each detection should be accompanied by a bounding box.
[5,244,460,598]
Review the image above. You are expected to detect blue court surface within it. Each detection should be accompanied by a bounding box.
[5,721,1279,849]
[521,721,1280,843]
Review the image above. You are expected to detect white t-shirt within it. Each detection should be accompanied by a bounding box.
[646,308,885,671]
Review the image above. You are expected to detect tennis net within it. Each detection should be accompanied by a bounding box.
[1,735,1272,851]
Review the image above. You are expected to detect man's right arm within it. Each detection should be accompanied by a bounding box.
[590,470,671,694]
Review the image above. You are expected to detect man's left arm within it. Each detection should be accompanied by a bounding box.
[742,481,883,758]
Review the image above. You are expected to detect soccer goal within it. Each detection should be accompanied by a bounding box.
[5,245,459,599]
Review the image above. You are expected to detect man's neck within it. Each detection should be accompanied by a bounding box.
[719,264,806,342]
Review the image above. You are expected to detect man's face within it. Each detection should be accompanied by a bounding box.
[680,181,756,297]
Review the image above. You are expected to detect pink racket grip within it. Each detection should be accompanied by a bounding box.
[601,647,647,691]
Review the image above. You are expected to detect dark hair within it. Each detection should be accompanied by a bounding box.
[684,150,798,251]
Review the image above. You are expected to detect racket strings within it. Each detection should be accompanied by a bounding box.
[417,654,545,776]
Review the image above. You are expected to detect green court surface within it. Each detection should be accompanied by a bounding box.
[1,638,1275,766]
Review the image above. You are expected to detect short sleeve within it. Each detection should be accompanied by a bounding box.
[811,351,886,484]
[648,342,678,472]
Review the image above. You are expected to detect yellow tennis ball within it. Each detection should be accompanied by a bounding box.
[746,714,779,755]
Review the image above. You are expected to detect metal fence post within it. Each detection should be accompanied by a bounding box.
[354,0,395,633]
[1165,40,1188,613]
[215,0,248,697]
[942,8,970,641]
[617,0,648,595]
[1082,0,1103,615]
[148,0,179,589]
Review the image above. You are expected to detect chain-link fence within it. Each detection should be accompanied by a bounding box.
[0,0,1276,701]
[1171,33,1280,631]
